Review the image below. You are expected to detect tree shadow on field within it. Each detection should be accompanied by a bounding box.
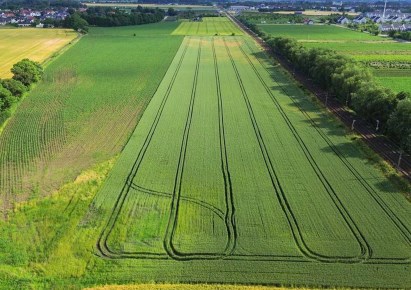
[320,141,366,161]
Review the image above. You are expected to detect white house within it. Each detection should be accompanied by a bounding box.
[353,15,368,24]
[337,16,350,24]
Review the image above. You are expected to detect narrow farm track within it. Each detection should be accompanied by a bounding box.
[95,36,410,268]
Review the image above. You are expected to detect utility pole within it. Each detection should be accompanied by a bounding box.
[351,119,356,130]
[383,0,387,20]
[398,150,403,169]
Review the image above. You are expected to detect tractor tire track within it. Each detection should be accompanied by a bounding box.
[242,39,411,264]
[164,39,237,260]
[225,38,369,264]
[96,38,191,259]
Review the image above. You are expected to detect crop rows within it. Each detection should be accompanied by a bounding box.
[172,17,243,36]
[0,23,183,211]
[94,36,411,268]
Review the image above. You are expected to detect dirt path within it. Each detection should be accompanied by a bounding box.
[227,13,411,183]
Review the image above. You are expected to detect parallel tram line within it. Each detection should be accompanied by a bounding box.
[240,37,411,264]
[224,38,370,264]
[96,38,192,260]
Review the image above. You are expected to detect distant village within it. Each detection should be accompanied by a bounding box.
[336,11,411,32]
[229,3,411,32]
[0,7,75,27]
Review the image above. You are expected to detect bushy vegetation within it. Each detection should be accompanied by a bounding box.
[0,59,42,124]
[388,30,411,41]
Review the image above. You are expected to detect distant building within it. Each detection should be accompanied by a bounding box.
[229,6,250,12]
[17,22,31,27]
[386,15,402,23]
[370,16,382,23]
[353,15,368,24]
[304,19,314,25]
[337,16,350,24]
[379,23,411,32]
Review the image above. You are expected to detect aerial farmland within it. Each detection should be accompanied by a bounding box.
[0,3,410,290]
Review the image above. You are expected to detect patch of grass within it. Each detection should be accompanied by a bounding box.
[0,158,115,288]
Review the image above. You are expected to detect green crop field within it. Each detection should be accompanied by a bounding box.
[258,24,411,93]
[172,17,243,36]
[257,24,380,41]
[0,21,410,289]
[0,22,183,210]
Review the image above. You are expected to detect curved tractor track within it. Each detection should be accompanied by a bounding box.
[95,36,411,266]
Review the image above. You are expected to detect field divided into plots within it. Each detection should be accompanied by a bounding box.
[92,36,411,287]
[258,24,411,93]
[172,17,243,36]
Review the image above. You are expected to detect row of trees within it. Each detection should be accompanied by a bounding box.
[46,6,165,31]
[80,7,165,27]
[238,17,411,153]
[0,59,43,124]
[388,30,411,41]
[268,37,410,151]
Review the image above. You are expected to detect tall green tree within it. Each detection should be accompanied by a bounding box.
[0,79,27,98]
[0,85,15,111]
[11,59,43,87]
[387,100,411,151]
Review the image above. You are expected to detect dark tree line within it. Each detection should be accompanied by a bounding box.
[80,6,165,27]
[48,6,165,31]
[388,30,411,41]
[238,17,411,154]
[0,59,43,124]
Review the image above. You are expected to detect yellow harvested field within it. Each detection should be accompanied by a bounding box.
[0,28,77,78]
